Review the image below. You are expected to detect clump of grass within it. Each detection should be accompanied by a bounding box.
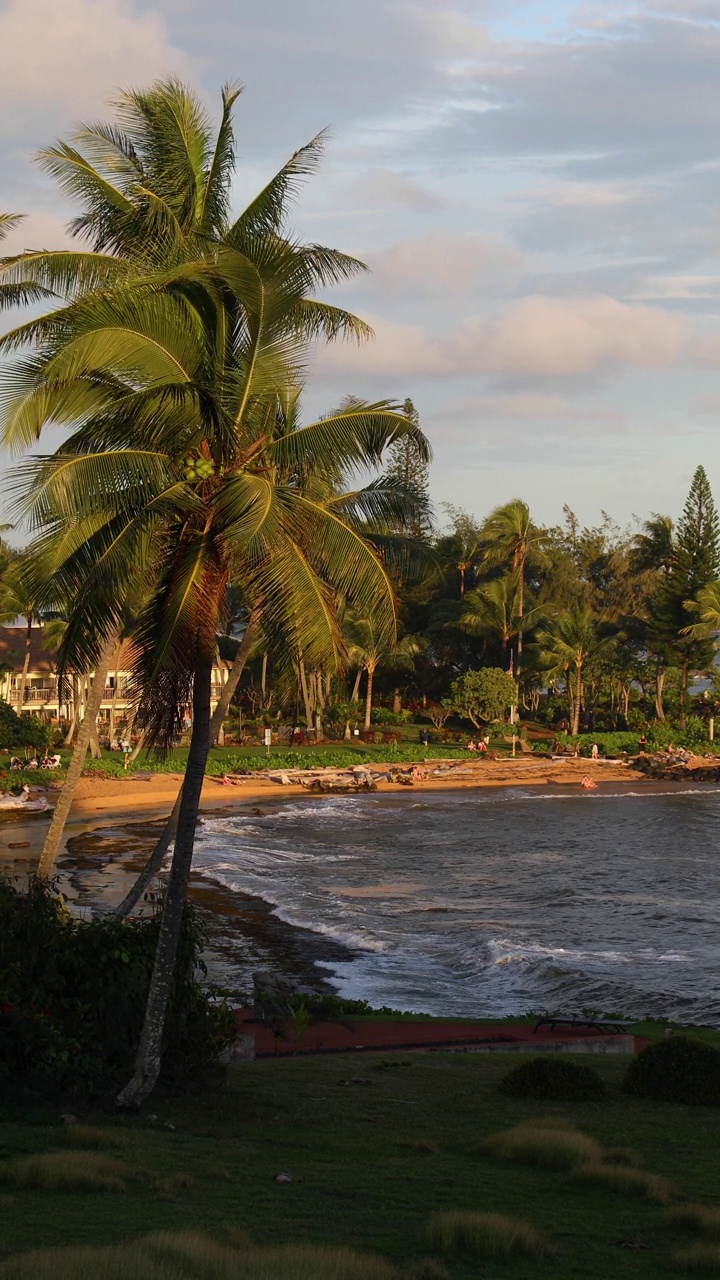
[395,1138,438,1155]
[0,1236,400,1280]
[672,1242,720,1272]
[207,1166,233,1181]
[666,1205,720,1238]
[476,1123,602,1168]
[404,1261,451,1280]
[572,1162,674,1204]
[54,1124,126,1150]
[426,1210,553,1259]
[601,1147,641,1167]
[0,1151,127,1193]
[153,1172,195,1193]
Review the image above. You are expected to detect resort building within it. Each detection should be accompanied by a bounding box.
[0,626,232,730]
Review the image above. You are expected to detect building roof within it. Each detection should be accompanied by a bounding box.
[0,627,58,674]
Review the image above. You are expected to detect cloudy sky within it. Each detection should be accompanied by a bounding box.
[2,0,720,529]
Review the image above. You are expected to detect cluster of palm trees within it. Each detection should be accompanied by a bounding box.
[0,80,428,1105]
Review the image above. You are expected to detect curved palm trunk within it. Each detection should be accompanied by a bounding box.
[364,662,375,730]
[350,666,363,704]
[16,616,32,712]
[572,661,583,736]
[116,654,213,1109]
[113,613,260,920]
[655,664,666,722]
[38,633,117,879]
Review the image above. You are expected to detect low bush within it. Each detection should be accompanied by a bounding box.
[571,1162,674,1203]
[0,1151,127,1193]
[665,1205,720,1239]
[498,1056,606,1101]
[671,1243,720,1273]
[426,1210,552,1260]
[0,877,236,1098]
[476,1123,601,1169]
[623,1035,720,1106]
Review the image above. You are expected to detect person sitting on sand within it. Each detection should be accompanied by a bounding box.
[466,739,477,751]
[478,739,487,755]
[580,775,597,789]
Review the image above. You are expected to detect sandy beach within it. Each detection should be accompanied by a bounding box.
[0,754,637,877]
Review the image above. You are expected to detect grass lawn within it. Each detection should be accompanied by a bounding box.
[2,1051,720,1277]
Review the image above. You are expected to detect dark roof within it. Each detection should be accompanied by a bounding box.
[0,627,57,674]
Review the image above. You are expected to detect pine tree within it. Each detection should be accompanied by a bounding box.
[674,465,720,593]
[657,465,720,727]
[385,398,432,537]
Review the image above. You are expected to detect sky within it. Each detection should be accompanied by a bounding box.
[2,0,720,531]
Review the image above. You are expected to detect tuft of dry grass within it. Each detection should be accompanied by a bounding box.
[0,1152,127,1194]
[153,1173,195,1193]
[475,1123,602,1169]
[426,1210,553,1260]
[601,1147,641,1168]
[572,1162,674,1204]
[207,1167,233,1181]
[53,1125,126,1151]
[672,1242,720,1272]
[395,1138,438,1155]
[0,1234,400,1280]
[403,1261,451,1280]
[666,1205,720,1239]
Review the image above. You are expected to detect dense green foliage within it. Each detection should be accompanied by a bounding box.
[623,1035,720,1106]
[444,668,517,726]
[498,1056,606,1101]
[0,878,235,1098]
[0,702,52,751]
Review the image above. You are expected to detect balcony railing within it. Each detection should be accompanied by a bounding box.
[102,686,129,699]
[9,687,58,703]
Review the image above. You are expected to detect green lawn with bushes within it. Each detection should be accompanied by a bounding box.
[2,1048,720,1278]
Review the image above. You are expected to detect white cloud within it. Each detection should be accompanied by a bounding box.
[321,295,689,379]
[366,229,525,299]
[0,0,190,122]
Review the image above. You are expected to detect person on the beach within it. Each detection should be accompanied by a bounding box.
[420,728,430,747]
[638,734,648,754]
[467,739,477,751]
[591,743,599,760]
[478,739,487,755]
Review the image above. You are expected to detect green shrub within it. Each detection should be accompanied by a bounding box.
[0,877,235,1098]
[623,1036,720,1105]
[426,1210,552,1259]
[499,1056,606,1101]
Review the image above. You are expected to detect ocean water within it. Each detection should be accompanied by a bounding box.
[190,787,720,1023]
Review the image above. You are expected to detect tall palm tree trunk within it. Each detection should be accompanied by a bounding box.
[572,663,583,736]
[38,633,117,879]
[16,615,32,712]
[350,667,363,703]
[298,657,313,728]
[117,653,213,1108]
[364,663,375,730]
[113,613,260,920]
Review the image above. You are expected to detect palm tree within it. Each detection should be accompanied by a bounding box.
[459,576,545,670]
[2,84,428,1108]
[682,582,720,639]
[478,500,548,679]
[0,558,45,711]
[535,607,605,735]
[345,614,420,729]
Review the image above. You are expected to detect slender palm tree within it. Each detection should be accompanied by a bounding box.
[478,500,549,677]
[1,81,428,1107]
[0,558,46,711]
[682,582,720,639]
[344,614,420,729]
[535,607,606,736]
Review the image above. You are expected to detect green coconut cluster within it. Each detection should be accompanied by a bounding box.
[183,453,215,482]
